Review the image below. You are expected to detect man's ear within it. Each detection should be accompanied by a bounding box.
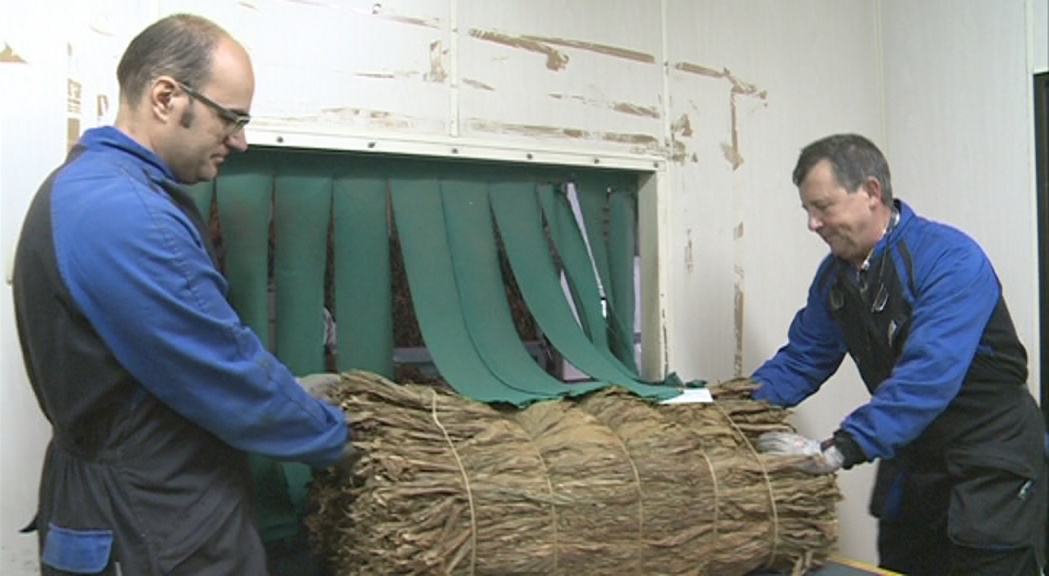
[861,176,883,207]
[148,76,179,123]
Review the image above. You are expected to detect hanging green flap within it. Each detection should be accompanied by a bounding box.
[490,182,674,400]
[215,169,273,346]
[536,183,605,347]
[607,184,639,372]
[391,176,534,405]
[333,173,394,378]
[273,164,330,375]
[441,178,605,400]
[573,175,614,302]
[185,181,214,223]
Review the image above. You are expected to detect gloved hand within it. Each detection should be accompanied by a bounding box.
[755,431,844,475]
[297,372,341,404]
[297,373,359,477]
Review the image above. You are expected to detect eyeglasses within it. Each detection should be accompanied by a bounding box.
[178,82,251,136]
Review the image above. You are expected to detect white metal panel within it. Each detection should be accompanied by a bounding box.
[456,0,665,156]
[1034,0,1048,73]
[663,0,884,564]
[158,0,453,138]
[0,1,79,572]
[882,0,1040,399]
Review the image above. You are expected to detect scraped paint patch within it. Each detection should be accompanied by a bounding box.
[468,29,569,71]
[0,42,27,63]
[462,78,495,91]
[522,35,655,64]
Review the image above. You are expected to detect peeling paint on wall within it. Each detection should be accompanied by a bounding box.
[364,4,440,29]
[468,29,570,71]
[684,229,694,273]
[462,78,495,91]
[467,118,661,155]
[467,29,657,72]
[425,40,447,83]
[520,35,655,64]
[238,1,258,10]
[669,113,694,162]
[281,0,327,7]
[733,222,744,240]
[0,42,27,63]
[673,62,768,170]
[549,93,661,119]
[298,106,421,129]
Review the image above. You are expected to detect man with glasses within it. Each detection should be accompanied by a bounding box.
[13,13,353,575]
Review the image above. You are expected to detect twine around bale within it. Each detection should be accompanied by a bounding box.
[430,390,478,576]
[597,410,646,575]
[714,401,781,569]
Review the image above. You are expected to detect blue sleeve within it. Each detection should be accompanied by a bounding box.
[840,236,998,461]
[751,259,847,407]
[54,172,347,468]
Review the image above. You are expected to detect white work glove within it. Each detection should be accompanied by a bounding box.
[297,372,341,404]
[756,431,844,475]
[297,373,359,476]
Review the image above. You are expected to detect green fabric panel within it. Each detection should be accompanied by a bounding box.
[575,175,637,370]
[391,176,534,405]
[215,171,273,347]
[441,179,605,399]
[273,170,331,375]
[573,175,613,302]
[185,181,214,222]
[489,182,674,400]
[607,186,638,372]
[536,183,606,348]
[333,175,394,377]
[272,168,332,522]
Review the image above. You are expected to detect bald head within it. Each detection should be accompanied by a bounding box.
[116,14,231,108]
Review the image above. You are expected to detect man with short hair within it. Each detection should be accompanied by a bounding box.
[753,134,1047,575]
[13,14,351,574]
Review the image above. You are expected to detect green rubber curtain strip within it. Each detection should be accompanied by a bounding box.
[441,179,605,400]
[333,173,394,378]
[273,166,330,376]
[536,183,605,347]
[607,185,639,372]
[391,176,535,405]
[537,183,642,378]
[574,174,638,371]
[272,163,333,517]
[489,182,675,400]
[215,168,274,347]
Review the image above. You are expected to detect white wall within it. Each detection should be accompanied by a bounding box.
[0,3,70,572]
[882,0,1047,403]
[1,0,1045,571]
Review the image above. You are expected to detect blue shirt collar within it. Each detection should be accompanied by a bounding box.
[78,126,177,183]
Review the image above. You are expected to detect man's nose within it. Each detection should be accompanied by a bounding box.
[807,212,822,232]
[226,128,249,152]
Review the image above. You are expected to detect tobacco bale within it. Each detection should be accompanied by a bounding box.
[307,372,840,576]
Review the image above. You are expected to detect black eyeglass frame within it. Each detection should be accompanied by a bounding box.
[178,81,251,135]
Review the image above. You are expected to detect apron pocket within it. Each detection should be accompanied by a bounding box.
[42,523,113,574]
[947,453,1042,549]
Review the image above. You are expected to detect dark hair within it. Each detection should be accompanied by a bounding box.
[116,14,228,106]
[792,134,893,205]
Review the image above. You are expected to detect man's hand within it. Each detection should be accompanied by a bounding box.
[756,431,844,475]
[297,373,359,476]
[297,372,341,404]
